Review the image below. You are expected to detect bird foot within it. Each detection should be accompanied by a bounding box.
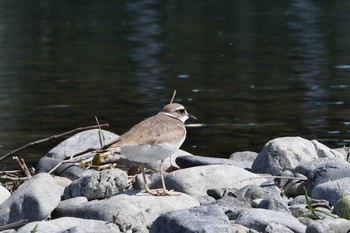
[144,186,180,196]
[157,188,181,196]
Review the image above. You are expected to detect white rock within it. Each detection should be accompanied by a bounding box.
[0,186,10,204]
[306,218,350,233]
[149,165,267,196]
[0,173,61,225]
[17,217,120,233]
[46,129,119,160]
[252,137,318,175]
[54,191,200,231]
[235,208,306,233]
[311,140,345,159]
[312,177,350,206]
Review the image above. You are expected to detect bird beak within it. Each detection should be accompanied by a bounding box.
[188,114,197,120]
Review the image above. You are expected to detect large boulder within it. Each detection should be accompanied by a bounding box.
[252,137,319,175]
[53,191,199,232]
[150,205,232,233]
[235,208,306,233]
[146,165,267,196]
[17,217,120,233]
[0,173,61,225]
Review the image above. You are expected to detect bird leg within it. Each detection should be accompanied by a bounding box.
[157,159,180,196]
[140,163,159,196]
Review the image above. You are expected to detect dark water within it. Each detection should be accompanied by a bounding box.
[1,0,350,170]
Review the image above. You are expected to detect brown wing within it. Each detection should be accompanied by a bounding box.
[107,114,185,148]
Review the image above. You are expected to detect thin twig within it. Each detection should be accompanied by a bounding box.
[0,219,28,231]
[47,148,97,174]
[95,116,106,148]
[0,175,30,181]
[170,90,177,104]
[0,124,109,163]
[13,157,32,178]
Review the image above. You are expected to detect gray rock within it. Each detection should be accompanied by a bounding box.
[192,195,216,205]
[301,160,350,192]
[235,209,306,233]
[63,168,128,200]
[257,198,291,214]
[303,207,334,220]
[311,140,345,159]
[46,129,119,160]
[231,224,252,233]
[311,177,350,206]
[0,185,10,204]
[229,151,258,170]
[283,173,307,197]
[175,155,238,169]
[234,185,284,207]
[306,218,350,233]
[333,146,349,158]
[149,165,267,196]
[17,217,120,233]
[207,188,238,199]
[333,194,350,218]
[0,173,61,225]
[53,190,199,231]
[215,195,251,220]
[252,137,318,175]
[264,221,295,233]
[295,157,346,176]
[36,157,86,180]
[150,205,232,233]
[0,230,16,233]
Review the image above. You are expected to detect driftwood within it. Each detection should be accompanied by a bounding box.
[0,124,109,163]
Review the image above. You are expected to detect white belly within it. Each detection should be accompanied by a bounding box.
[120,141,183,163]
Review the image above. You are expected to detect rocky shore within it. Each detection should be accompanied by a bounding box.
[1,129,350,232]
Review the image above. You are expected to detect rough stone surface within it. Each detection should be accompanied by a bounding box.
[311,140,345,159]
[311,177,350,206]
[150,205,232,233]
[264,221,295,233]
[235,208,306,233]
[234,185,284,207]
[333,194,350,218]
[17,217,120,233]
[63,168,128,200]
[148,165,267,196]
[306,218,350,233]
[0,173,61,225]
[229,151,259,170]
[251,137,318,175]
[45,129,119,160]
[295,158,346,176]
[36,157,86,180]
[303,160,350,192]
[175,154,238,169]
[257,197,291,214]
[214,195,251,220]
[54,190,199,231]
[0,185,10,205]
[283,173,307,197]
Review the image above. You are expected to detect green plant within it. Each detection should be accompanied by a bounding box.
[303,187,338,220]
[31,223,39,233]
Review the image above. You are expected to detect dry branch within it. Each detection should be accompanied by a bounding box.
[0,124,109,163]
[0,219,28,231]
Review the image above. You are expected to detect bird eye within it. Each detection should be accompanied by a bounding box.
[177,109,186,114]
